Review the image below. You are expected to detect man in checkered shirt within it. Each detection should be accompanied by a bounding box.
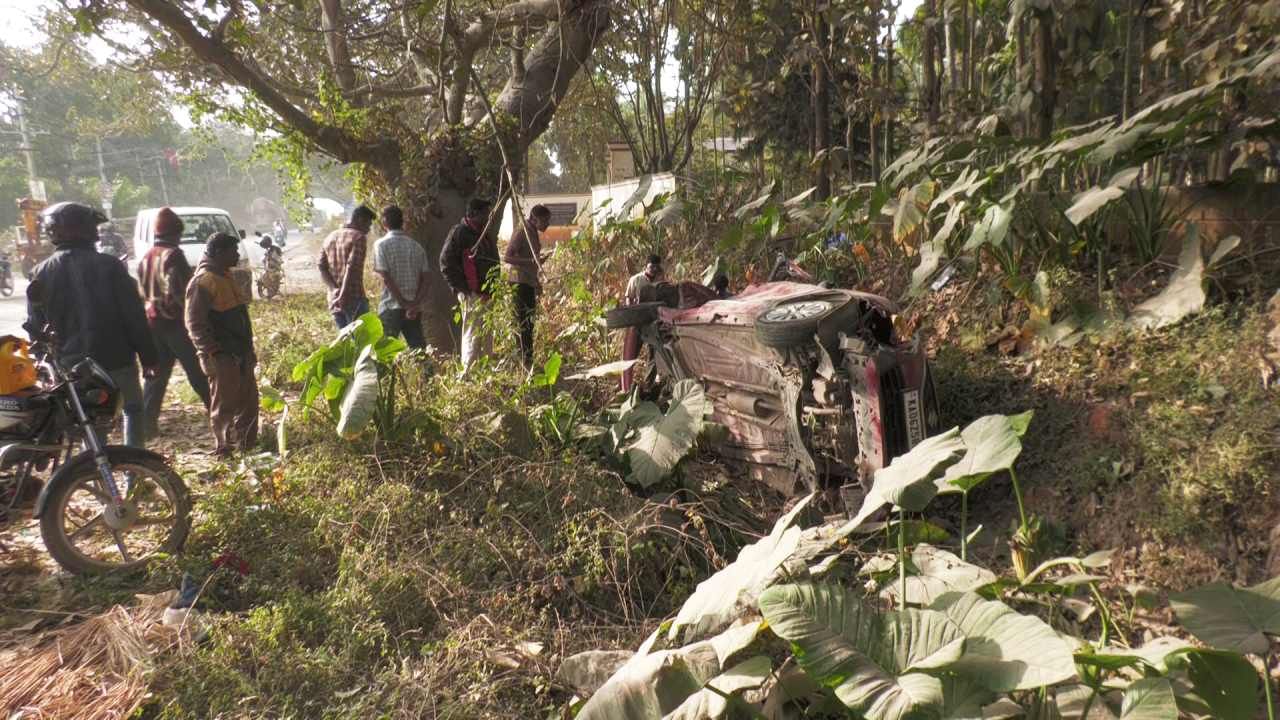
[318,205,374,328]
[372,205,429,349]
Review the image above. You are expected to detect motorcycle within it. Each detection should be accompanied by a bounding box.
[0,331,191,574]
[0,253,14,297]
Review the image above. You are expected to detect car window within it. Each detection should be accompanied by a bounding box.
[177,214,237,245]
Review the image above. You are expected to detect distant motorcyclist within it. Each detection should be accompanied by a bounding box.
[272,219,288,247]
[97,222,128,259]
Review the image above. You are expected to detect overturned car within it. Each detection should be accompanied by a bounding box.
[605,268,941,496]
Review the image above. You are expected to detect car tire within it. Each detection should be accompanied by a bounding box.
[756,296,859,349]
[605,302,664,329]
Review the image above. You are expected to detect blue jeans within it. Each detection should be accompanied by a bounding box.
[107,363,145,448]
[332,296,370,329]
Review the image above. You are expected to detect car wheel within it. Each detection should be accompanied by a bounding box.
[755,297,850,348]
[605,301,664,329]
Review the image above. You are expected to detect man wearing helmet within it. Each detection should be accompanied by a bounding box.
[25,202,157,448]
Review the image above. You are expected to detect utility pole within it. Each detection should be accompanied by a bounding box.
[96,137,113,218]
[15,98,37,185]
[154,157,170,205]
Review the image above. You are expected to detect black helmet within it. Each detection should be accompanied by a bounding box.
[42,202,107,244]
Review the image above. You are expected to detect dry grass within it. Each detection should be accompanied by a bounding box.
[0,591,198,720]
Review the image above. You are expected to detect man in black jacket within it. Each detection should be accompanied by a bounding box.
[25,202,157,448]
[438,198,497,372]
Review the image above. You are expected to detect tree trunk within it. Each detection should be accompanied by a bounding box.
[870,39,881,182]
[922,0,940,128]
[885,29,895,163]
[812,10,831,199]
[961,0,972,96]
[944,0,958,107]
[1032,8,1056,140]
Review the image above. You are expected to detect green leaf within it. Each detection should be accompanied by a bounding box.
[532,351,563,387]
[938,412,1033,494]
[663,655,771,720]
[1165,648,1259,720]
[759,583,988,720]
[372,335,408,363]
[880,544,998,606]
[1128,225,1207,330]
[322,373,347,401]
[929,592,1079,692]
[566,359,638,380]
[844,428,964,530]
[577,623,761,720]
[337,311,385,347]
[1169,575,1280,655]
[259,385,286,412]
[1065,186,1125,226]
[962,204,1013,252]
[668,495,815,642]
[1119,678,1176,720]
[626,379,713,488]
[335,344,379,439]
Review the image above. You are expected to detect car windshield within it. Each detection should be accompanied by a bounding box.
[177,214,237,245]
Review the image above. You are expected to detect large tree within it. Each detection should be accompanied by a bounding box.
[65,0,610,348]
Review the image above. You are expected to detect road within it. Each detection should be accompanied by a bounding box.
[0,231,322,339]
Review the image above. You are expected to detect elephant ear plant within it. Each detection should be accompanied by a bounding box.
[562,413,1280,719]
[291,312,408,439]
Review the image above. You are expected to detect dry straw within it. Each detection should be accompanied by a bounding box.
[0,591,194,720]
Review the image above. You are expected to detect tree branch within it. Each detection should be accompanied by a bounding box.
[125,0,386,166]
[319,0,362,105]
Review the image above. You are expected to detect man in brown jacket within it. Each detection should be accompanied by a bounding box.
[138,207,210,441]
[186,233,257,455]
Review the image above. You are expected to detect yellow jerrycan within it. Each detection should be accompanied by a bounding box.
[0,336,38,394]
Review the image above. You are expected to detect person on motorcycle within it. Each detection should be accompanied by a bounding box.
[138,207,212,441]
[272,219,288,247]
[186,232,258,455]
[97,222,128,259]
[259,236,283,276]
[25,202,157,448]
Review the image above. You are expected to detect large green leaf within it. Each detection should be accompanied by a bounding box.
[759,583,987,720]
[663,655,771,720]
[1168,575,1280,654]
[668,494,815,642]
[962,204,1013,252]
[335,344,379,439]
[881,545,998,606]
[1065,186,1125,226]
[844,428,964,530]
[1119,678,1176,720]
[1128,226,1207,331]
[893,181,936,244]
[579,622,763,720]
[938,412,1033,494]
[910,239,946,296]
[1165,648,1259,720]
[929,592,1079,692]
[626,379,713,487]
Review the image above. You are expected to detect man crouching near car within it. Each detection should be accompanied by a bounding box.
[621,255,663,392]
[186,232,258,456]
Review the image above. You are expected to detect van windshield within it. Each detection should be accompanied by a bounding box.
[177,214,237,245]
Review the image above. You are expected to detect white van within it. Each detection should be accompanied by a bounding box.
[132,206,260,297]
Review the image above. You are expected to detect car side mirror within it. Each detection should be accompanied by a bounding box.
[238,230,246,239]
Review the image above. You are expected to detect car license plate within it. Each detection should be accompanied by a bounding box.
[904,389,924,447]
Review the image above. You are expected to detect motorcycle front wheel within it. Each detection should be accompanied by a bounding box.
[40,446,191,575]
[0,270,13,297]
